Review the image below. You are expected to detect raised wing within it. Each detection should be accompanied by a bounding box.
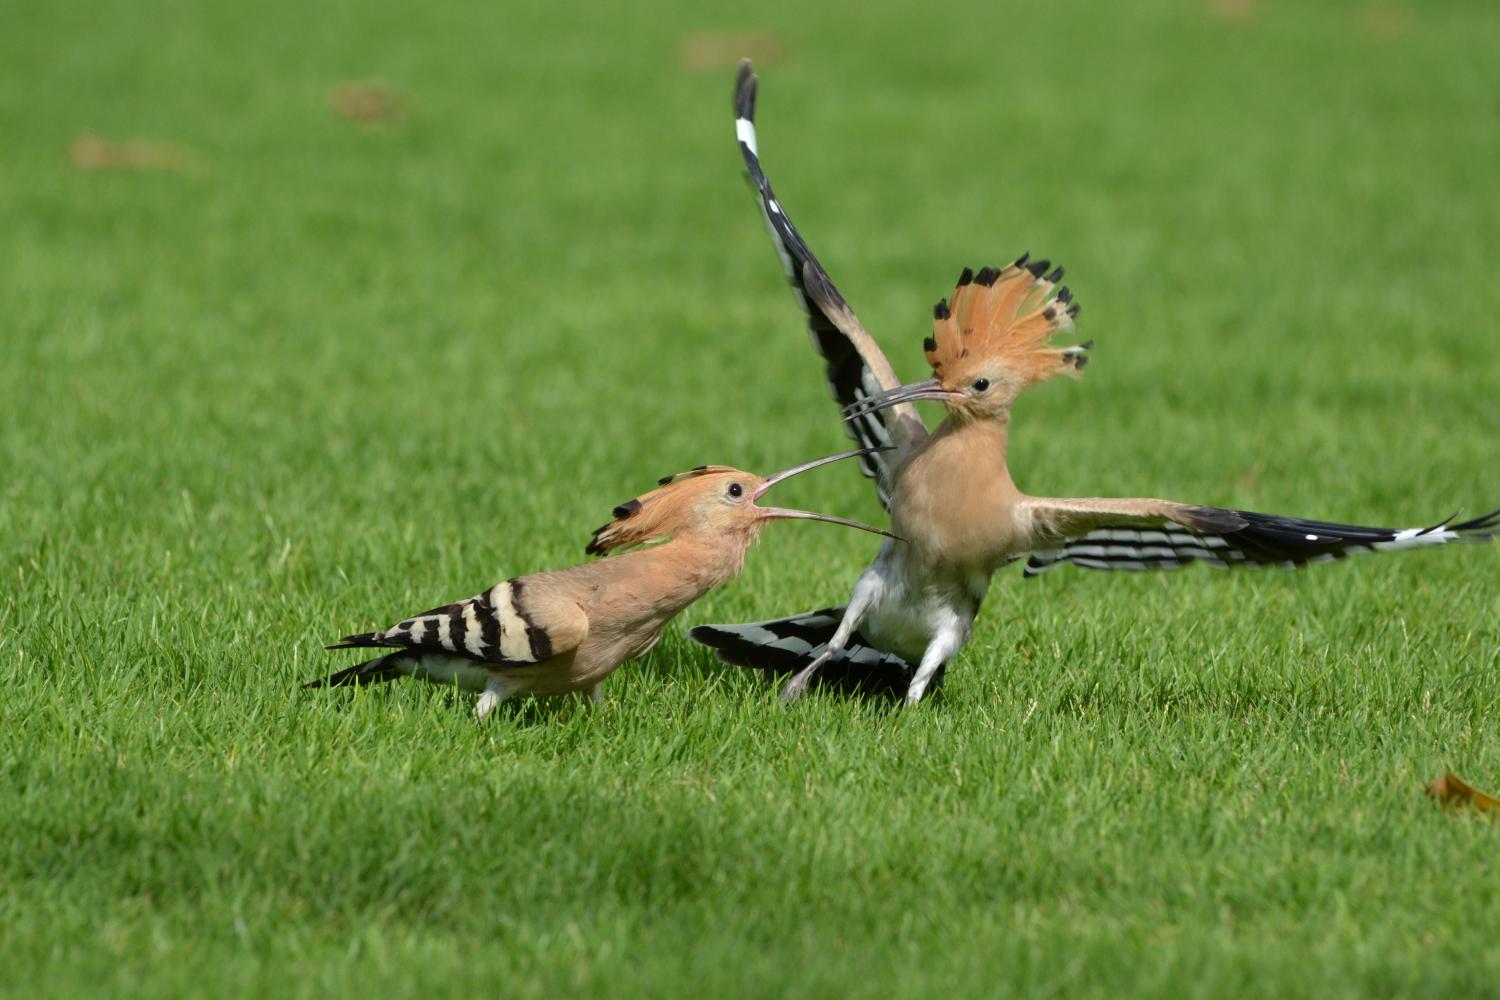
[1018,498,1500,575]
[734,60,926,508]
[327,577,588,667]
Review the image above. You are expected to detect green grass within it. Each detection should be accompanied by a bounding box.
[4,0,1500,995]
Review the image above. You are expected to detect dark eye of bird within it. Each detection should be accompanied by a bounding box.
[973,378,990,392]
[728,483,744,499]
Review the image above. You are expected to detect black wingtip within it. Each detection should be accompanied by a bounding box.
[612,498,642,519]
[1067,302,1082,317]
[934,299,950,320]
[324,632,382,651]
[1056,286,1072,304]
[1044,266,1064,284]
[734,60,758,120]
[923,336,937,353]
[304,653,405,689]
[1417,509,1462,536]
[1025,259,1052,278]
[975,266,1002,287]
[1452,505,1500,534]
[1015,251,1030,268]
[956,266,974,287]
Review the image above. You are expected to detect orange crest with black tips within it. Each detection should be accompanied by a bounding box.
[585,466,741,556]
[924,255,1088,397]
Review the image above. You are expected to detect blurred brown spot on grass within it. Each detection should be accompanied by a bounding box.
[69,134,197,171]
[1358,1,1409,39]
[329,81,402,124]
[1231,462,1262,496]
[1426,772,1500,814]
[677,30,783,72]
[1206,0,1257,25]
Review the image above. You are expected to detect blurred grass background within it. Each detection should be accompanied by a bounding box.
[2,0,1499,996]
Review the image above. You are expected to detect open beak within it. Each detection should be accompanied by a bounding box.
[752,448,902,541]
[841,378,964,422]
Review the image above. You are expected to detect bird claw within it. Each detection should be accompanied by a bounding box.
[780,649,835,702]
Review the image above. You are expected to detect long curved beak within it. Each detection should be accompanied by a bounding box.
[841,377,963,422]
[753,448,902,541]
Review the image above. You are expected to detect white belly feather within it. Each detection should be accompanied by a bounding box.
[408,653,496,693]
[852,543,983,664]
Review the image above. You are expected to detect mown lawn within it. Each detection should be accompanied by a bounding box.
[3,0,1499,996]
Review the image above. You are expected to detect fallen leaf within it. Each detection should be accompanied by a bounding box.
[328,81,402,124]
[1358,1,1409,40]
[1426,772,1500,812]
[69,134,197,171]
[677,30,783,72]
[1231,462,1262,495]
[1206,0,1258,25]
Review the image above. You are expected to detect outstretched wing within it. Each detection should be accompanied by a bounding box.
[1018,497,1500,575]
[734,60,926,509]
[327,577,588,667]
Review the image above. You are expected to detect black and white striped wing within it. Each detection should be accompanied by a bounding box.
[734,61,926,509]
[1021,501,1500,576]
[327,578,587,667]
[691,607,915,696]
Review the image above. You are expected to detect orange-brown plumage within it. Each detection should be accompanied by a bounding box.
[924,258,1087,408]
[307,451,894,719]
[694,62,1500,706]
[586,465,749,557]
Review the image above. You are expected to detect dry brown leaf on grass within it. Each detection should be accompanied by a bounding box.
[1206,0,1258,25]
[677,30,783,72]
[1358,1,1410,40]
[1426,773,1500,813]
[328,81,402,124]
[69,134,198,171]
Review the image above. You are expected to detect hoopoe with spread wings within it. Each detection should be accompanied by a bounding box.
[305,450,894,719]
[691,61,1499,704]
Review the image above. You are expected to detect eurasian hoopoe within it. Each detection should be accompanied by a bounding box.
[305,449,895,719]
[691,61,1499,704]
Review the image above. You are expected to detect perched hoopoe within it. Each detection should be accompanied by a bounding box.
[691,62,1499,704]
[305,449,895,719]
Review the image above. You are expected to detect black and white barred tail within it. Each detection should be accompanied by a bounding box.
[303,651,410,688]
[691,607,917,696]
[324,579,553,666]
[1025,507,1500,576]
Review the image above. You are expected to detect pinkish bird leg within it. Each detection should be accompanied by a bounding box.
[904,622,966,705]
[780,579,878,700]
[475,676,518,722]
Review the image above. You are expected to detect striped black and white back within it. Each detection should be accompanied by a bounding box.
[1024,507,1500,576]
[326,578,554,666]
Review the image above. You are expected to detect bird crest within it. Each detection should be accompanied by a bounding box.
[585,467,738,556]
[583,451,895,557]
[924,256,1088,396]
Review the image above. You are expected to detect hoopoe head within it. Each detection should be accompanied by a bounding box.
[585,449,897,556]
[845,256,1088,423]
